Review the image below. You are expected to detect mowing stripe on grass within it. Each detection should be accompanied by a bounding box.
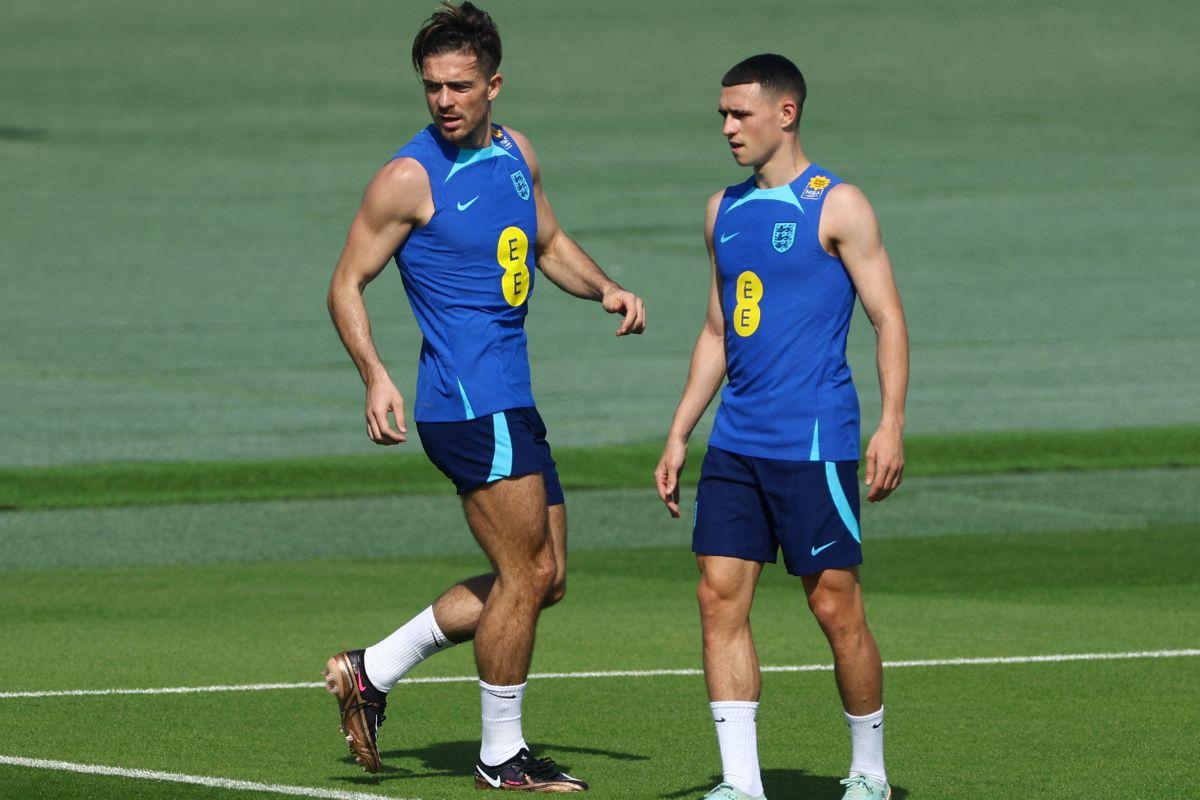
[0,755,408,800]
[4,425,1198,511]
[3,649,1196,700]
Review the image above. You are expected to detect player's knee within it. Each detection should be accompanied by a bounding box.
[529,548,556,597]
[696,575,738,617]
[807,589,858,637]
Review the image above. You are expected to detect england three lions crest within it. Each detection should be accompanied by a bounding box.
[510,171,531,200]
[772,222,796,253]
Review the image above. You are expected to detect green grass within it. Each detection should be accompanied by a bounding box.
[4,467,1200,572]
[3,425,1198,511]
[1,526,1197,799]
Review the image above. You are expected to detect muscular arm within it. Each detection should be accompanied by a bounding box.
[655,192,727,517]
[507,128,646,335]
[327,157,432,445]
[823,183,910,501]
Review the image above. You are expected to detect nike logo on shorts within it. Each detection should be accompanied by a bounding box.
[811,540,836,556]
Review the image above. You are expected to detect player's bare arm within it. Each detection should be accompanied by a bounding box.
[655,191,727,517]
[327,158,433,446]
[507,128,646,336]
[822,182,910,502]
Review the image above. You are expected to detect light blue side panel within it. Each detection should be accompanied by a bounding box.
[487,412,513,482]
[457,379,475,420]
[825,461,861,542]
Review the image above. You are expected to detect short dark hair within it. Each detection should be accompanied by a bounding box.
[722,54,807,111]
[411,2,502,77]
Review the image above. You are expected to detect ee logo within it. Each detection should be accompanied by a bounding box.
[497,226,531,307]
[733,270,762,337]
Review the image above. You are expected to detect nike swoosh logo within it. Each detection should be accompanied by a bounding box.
[719,231,740,243]
[477,766,502,788]
[484,690,517,699]
[811,540,836,556]
[457,195,479,211]
[872,721,883,729]
[355,671,367,694]
[714,717,727,723]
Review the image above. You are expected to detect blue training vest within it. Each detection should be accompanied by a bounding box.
[392,124,539,422]
[708,163,861,462]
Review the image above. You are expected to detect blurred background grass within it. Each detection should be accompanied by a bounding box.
[2,0,1196,469]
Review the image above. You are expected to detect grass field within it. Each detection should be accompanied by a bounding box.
[2,0,1198,798]
[2,514,1198,799]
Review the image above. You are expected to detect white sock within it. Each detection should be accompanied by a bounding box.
[479,680,528,766]
[363,606,451,693]
[845,705,887,783]
[711,701,763,797]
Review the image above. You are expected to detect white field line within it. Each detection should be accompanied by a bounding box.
[0,755,409,800]
[1,648,1196,701]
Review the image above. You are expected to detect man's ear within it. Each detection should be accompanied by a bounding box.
[779,98,799,130]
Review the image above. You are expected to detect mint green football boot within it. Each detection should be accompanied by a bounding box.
[839,774,891,800]
[701,782,767,800]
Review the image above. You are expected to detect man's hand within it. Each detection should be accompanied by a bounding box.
[864,424,903,502]
[365,379,407,445]
[602,287,647,336]
[654,438,688,518]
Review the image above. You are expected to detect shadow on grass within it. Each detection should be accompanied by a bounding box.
[663,770,909,799]
[331,739,645,785]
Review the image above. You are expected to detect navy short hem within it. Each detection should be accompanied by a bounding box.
[417,407,564,505]
[692,445,862,577]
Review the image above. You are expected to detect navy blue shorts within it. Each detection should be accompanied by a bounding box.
[417,407,564,505]
[692,446,862,576]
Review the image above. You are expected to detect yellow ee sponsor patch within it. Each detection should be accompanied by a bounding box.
[733,270,763,337]
[497,226,531,307]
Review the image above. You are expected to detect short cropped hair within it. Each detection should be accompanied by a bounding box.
[411,2,502,77]
[722,54,807,112]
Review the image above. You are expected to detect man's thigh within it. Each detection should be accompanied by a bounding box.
[696,553,763,609]
[462,473,550,570]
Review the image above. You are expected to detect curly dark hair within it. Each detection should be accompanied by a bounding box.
[411,2,502,77]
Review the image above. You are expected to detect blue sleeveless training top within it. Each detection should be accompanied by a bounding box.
[392,124,538,422]
[708,163,861,462]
